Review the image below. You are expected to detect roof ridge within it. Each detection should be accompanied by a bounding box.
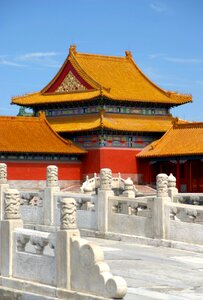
[127,55,171,97]
[176,121,203,129]
[148,120,175,151]
[76,52,127,61]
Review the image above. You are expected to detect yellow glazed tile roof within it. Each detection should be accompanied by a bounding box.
[137,121,203,158]
[0,114,85,154]
[12,45,192,106]
[48,112,174,133]
[12,90,100,106]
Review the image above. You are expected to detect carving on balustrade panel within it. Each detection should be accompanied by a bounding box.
[60,197,77,230]
[20,192,43,206]
[46,165,58,187]
[16,230,55,255]
[156,173,168,197]
[4,189,21,219]
[170,207,180,221]
[169,205,203,223]
[30,236,49,255]
[112,199,151,217]
[17,235,30,252]
[186,209,198,223]
[0,163,7,184]
[100,168,112,190]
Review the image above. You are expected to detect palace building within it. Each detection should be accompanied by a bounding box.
[138,120,203,192]
[12,45,192,184]
[0,113,85,188]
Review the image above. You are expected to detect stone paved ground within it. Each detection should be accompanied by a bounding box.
[87,237,203,300]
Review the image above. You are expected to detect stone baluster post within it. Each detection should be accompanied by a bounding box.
[56,197,80,289]
[0,163,9,221]
[44,165,60,226]
[0,189,23,276]
[122,177,136,197]
[153,173,171,239]
[168,173,178,202]
[97,168,114,233]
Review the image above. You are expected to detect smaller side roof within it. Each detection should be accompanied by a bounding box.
[0,113,86,154]
[137,120,203,158]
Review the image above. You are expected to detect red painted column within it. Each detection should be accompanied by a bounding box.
[176,160,180,191]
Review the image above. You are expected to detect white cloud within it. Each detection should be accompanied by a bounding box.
[148,53,165,59]
[164,57,203,64]
[18,51,63,68]
[0,57,24,67]
[19,52,61,60]
[196,80,203,86]
[150,2,167,13]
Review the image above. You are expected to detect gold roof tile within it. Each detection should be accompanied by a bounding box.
[137,121,203,158]
[0,114,86,154]
[11,46,192,106]
[48,112,174,133]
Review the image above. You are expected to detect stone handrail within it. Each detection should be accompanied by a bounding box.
[109,195,153,217]
[167,202,203,223]
[19,190,43,206]
[15,228,54,254]
[173,193,203,205]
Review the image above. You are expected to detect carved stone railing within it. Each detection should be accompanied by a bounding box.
[173,193,203,205]
[81,169,138,196]
[111,196,154,218]
[55,191,96,211]
[15,228,54,255]
[168,203,203,224]
[20,190,44,206]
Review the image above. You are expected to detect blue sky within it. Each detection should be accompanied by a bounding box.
[1,0,203,121]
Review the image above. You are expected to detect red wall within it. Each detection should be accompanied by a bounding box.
[2,161,82,180]
[82,148,141,176]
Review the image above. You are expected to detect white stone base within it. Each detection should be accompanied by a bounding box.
[0,276,113,300]
[8,180,80,190]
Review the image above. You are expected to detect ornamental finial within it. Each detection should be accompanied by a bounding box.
[69,45,77,54]
[125,50,132,58]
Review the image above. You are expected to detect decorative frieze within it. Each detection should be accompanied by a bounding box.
[4,189,21,219]
[60,198,77,230]
[46,165,58,187]
[0,163,7,184]
[156,173,168,197]
[100,168,112,190]
[56,71,87,93]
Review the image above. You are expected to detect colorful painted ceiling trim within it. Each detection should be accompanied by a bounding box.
[0,113,86,154]
[47,111,174,133]
[137,120,203,158]
[12,45,192,107]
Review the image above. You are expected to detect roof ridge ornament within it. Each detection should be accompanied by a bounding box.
[69,45,77,55]
[172,117,179,127]
[39,111,46,119]
[125,50,132,59]
[99,109,105,128]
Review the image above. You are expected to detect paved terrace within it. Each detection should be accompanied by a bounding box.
[87,237,203,300]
